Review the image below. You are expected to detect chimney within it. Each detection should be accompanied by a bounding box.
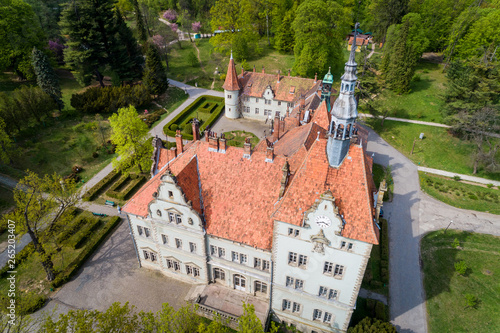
[253,65,256,73]
[192,118,200,141]
[265,142,274,163]
[314,73,317,83]
[279,161,290,198]
[170,146,177,158]
[277,70,280,83]
[243,137,251,159]
[300,95,305,110]
[208,132,219,152]
[262,66,265,74]
[219,133,227,153]
[273,115,280,140]
[175,130,183,154]
[288,69,291,77]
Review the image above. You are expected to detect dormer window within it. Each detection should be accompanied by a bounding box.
[289,86,295,94]
[168,191,173,198]
[176,214,182,224]
[168,212,174,222]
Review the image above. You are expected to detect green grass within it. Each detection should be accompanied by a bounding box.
[223,130,260,148]
[367,62,446,123]
[0,184,14,215]
[421,230,500,333]
[366,119,500,181]
[419,172,500,214]
[372,163,393,201]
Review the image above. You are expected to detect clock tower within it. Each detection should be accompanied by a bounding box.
[326,22,360,168]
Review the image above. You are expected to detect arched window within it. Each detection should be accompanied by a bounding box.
[255,281,268,294]
[234,274,246,291]
[213,268,225,281]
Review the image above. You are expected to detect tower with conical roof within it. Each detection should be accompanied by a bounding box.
[321,67,334,112]
[326,23,360,167]
[222,52,241,119]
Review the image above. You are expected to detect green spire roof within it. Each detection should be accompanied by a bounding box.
[322,67,334,84]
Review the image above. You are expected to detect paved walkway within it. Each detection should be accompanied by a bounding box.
[418,166,500,187]
[359,288,388,305]
[365,126,500,333]
[359,113,450,128]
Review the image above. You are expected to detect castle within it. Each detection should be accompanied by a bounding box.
[123,25,385,332]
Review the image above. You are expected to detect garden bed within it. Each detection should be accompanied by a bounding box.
[163,95,224,140]
[361,218,389,296]
[223,131,260,148]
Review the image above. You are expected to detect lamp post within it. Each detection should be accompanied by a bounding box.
[445,220,453,234]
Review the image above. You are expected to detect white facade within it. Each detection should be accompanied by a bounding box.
[239,86,295,121]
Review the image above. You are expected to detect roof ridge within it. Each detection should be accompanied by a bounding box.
[357,145,379,244]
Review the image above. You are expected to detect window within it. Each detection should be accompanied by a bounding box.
[264,109,271,116]
[324,261,333,275]
[137,226,143,235]
[286,276,294,287]
[219,247,225,258]
[254,258,261,268]
[150,253,157,262]
[210,246,225,258]
[244,96,249,101]
[347,243,353,251]
[288,252,297,265]
[240,254,247,264]
[282,299,291,311]
[278,101,281,106]
[169,212,175,222]
[313,309,322,321]
[175,238,182,249]
[143,250,149,260]
[334,264,345,277]
[328,289,339,300]
[298,254,307,267]
[213,268,225,281]
[175,214,182,224]
[186,265,193,275]
[227,94,232,99]
[288,228,300,237]
[255,281,267,293]
[189,242,197,253]
[168,190,173,198]
[319,286,328,297]
[156,209,162,217]
[292,302,301,313]
[324,312,332,323]
[295,279,304,290]
[144,227,151,238]
[340,241,346,249]
[255,98,259,103]
[287,102,293,108]
[232,251,239,262]
[262,260,270,271]
[186,265,200,277]
[244,106,250,113]
[193,267,200,277]
[265,99,271,105]
[275,111,280,117]
[166,259,180,271]
[161,234,168,244]
[255,108,259,114]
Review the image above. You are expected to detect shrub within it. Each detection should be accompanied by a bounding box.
[71,218,102,249]
[452,238,460,248]
[453,175,461,181]
[468,194,478,200]
[0,291,47,315]
[71,85,151,114]
[183,123,193,135]
[455,260,467,275]
[57,215,89,244]
[375,301,387,321]
[464,294,478,309]
[348,317,396,333]
[106,174,146,200]
[82,170,120,201]
[0,244,34,279]
[487,183,493,188]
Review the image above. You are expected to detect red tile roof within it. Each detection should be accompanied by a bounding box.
[125,128,379,249]
[310,100,330,129]
[238,72,321,103]
[222,58,241,91]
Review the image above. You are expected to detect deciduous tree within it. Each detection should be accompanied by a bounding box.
[0,118,13,164]
[109,105,153,174]
[365,0,409,43]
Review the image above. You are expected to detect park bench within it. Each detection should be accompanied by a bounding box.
[92,212,107,217]
[105,200,115,206]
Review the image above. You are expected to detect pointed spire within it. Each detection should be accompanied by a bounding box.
[348,22,360,64]
[222,51,241,91]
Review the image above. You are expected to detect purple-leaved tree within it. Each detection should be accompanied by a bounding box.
[163,9,177,22]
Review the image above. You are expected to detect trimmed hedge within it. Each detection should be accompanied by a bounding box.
[82,170,120,201]
[0,291,47,315]
[57,214,90,244]
[71,218,102,249]
[106,174,146,200]
[380,218,389,283]
[163,95,224,140]
[51,216,122,288]
[0,244,34,279]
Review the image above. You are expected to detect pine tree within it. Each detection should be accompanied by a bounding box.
[132,0,148,42]
[31,47,63,111]
[114,9,144,82]
[143,44,168,98]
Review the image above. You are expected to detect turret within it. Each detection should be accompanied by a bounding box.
[326,23,360,167]
[321,67,334,112]
[222,52,241,119]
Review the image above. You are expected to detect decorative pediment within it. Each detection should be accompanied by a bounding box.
[140,247,157,253]
[263,85,274,99]
[166,207,183,215]
[310,229,330,254]
[160,170,177,184]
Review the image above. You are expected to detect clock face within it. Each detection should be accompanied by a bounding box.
[315,215,332,228]
[323,84,331,91]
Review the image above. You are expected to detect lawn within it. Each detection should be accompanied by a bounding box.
[167,39,298,91]
[421,230,500,333]
[367,61,446,123]
[0,184,14,215]
[372,163,393,201]
[419,172,500,214]
[223,130,260,148]
[365,119,500,181]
